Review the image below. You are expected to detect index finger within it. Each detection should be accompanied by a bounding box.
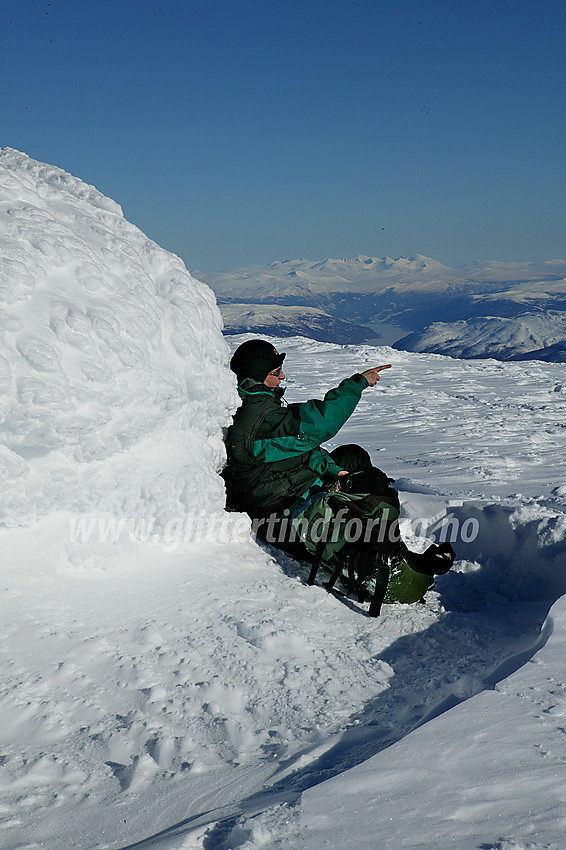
[373,364,392,372]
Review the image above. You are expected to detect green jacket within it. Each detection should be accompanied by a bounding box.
[222,373,369,517]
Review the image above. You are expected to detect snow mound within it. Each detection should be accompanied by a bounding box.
[0,148,237,526]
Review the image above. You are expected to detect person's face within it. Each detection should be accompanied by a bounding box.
[263,366,285,388]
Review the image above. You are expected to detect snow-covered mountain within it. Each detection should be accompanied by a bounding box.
[220,302,375,344]
[394,310,566,361]
[2,151,566,850]
[198,253,479,306]
[199,256,566,359]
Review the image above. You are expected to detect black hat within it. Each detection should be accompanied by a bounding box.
[230,339,286,382]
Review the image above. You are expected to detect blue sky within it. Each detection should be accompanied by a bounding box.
[2,0,565,271]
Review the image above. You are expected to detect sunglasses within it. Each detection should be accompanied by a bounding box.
[268,367,283,377]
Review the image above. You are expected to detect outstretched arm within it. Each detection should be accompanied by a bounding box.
[252,367,392,464]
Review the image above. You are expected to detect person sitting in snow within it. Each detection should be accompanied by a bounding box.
[222,339,454,615]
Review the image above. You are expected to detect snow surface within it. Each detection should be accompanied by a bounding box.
[1,153,566,850]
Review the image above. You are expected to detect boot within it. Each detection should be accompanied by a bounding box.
[404,541,455,576]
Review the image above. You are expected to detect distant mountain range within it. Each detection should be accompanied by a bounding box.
[196,255,566,361]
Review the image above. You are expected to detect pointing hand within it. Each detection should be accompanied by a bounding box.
[361,364,392,387]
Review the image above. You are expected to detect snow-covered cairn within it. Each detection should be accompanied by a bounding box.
[0,148,237,527]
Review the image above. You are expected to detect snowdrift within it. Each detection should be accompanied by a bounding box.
[0,147,237,527]
[293,593,566,850]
